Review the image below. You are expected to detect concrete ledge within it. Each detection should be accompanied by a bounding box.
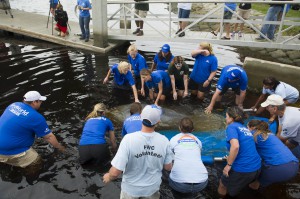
[244,57,300,92]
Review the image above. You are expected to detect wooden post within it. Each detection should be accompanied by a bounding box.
[92,0,108,48]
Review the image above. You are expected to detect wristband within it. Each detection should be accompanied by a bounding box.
[227,163,232,166]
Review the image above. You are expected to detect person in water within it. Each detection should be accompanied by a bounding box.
[103,61,140,103]
[78,103,117,165]
[103,105,173,199]
[0,91,65,168]
[218,106,261,197]
[151,44,174,71]
[169,117,208,198]
[247,120,298,190]
[121,102,143,137]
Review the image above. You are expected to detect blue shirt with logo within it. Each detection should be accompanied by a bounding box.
[253,132,298,166]
[111,64,135,86]
[190,54,218,84]
[0,102,51,155]
[122,114,142,137]
[226,122,261,172]
[217,65,248,91]
[127,53,148,77]
[77,0,92,17]
[146,70,171,90]
[79,116,114,145]
[153,53,174,71]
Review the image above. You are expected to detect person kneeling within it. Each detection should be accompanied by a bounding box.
[54,4,69,37]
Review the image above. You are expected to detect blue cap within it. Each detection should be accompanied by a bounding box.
[226,68,242,80]
[161,44,170,53]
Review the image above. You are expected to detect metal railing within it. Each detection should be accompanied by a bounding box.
[105,0,300,48]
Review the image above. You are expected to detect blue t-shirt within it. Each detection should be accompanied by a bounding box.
[0,102,51,155]
[121,114,142,137]
[217,65,248,91]
[153,53,174,71]
[253,132,298,166]
[226,122,261,172]
[79,116,114,145]
[127,53,148,77]
[146,70,171,90]
[225,3,237,11]
[190,54,218,84]
[50,0,58,4]
[77,0,92,17]
[111,64,135,86]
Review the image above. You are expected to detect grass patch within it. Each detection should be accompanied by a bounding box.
[252,3,300,36]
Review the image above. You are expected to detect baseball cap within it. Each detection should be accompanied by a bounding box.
[227,69,241,80]
[141,105,162,127]
[23,91,47,101]
[261,94,284,107]
[161,44,170,53]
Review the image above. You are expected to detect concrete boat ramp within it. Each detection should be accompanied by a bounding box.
[0,9,119,53]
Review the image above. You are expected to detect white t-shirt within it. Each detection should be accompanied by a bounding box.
[111,131,173,197]
[169,133,208,183]
[279,107,300,144]
[178,3,192,10]
[262,82,299,102]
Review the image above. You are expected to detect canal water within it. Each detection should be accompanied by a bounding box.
[1,1,300,199]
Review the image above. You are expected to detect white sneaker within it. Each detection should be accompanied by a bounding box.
[238,31,242,37]
[231,31,236,37]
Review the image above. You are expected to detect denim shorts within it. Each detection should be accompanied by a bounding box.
[169,177,208,194]
[178,8,191,18]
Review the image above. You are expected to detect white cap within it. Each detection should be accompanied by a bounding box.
[141,105,162,127]
[23,91,47,102]
[261,94,284,107]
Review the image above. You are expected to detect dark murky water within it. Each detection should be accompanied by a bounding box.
[0,32,299,199]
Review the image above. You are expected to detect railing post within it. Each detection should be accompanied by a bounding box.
[120,3,131,31]
[92,0,108,48]
[169,2,172,38]
[276,3,287,42]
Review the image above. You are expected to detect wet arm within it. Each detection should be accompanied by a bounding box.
[43,133,65,152]
[155,81,163,105]
[109,130,117,152]
[103,166,122,183]
[183,74,188,95]
[103,69,112,84]
[131,84,139,102]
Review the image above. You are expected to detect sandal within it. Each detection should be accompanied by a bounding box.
[221,36,230,40]
[211,31,217,36]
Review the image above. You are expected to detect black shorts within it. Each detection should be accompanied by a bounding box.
[113,81,132,90]
[175,80,185,90]
[189,78,211,92]
[134,76,142,90]
[154,86,171,96]
[78,144,110,165]
[220,86,241,96]
[221,168,261,197]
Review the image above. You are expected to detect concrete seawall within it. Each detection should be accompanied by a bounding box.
[244,57,300,92]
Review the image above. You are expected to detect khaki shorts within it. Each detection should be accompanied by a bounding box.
[135,9,148,18]
[120,190,160,199]
[0,148,39,168]
[237,8,251,20]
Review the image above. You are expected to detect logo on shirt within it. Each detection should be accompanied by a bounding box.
[226,66,244,73]
[9,104,29,116]
[282,128,288,136]
[238,127,252,136]
[135,145,163,158]
[180,71,184,76]
[206,60,210,63]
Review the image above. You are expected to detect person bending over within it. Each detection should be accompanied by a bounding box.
[151,44,174,71]
[121,102,143,137]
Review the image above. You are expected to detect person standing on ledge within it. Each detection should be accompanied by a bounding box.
[77,0,92,42]
[49,0,58,15]
[103,105,173,199]
[133,0,149,36]
[176,2,192,37]
[0,91,65,168]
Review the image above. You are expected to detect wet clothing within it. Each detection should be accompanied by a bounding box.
[279,107,300,145]
[78,144,110,165]
[190,54,218,84]
[79,116,114,145]
[226,122,261,172]
[121,114,142,137]
[111,64,135,86]
[189,78,212,92]
[252,132,298,187]
[262,81,299,103]
[127,53,148,77]
[111,131,173,197]
[169,133,208,184]
[0,102,51,155]
[153,53,174,71]
[168,62,189,90]
[217,65,248,92]
[145,70,171,91]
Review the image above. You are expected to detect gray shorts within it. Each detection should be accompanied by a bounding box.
[120,190,160,199]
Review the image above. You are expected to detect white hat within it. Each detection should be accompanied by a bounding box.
[141,105,162,127]
[23,91,47,102]
[261,94,284,107]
